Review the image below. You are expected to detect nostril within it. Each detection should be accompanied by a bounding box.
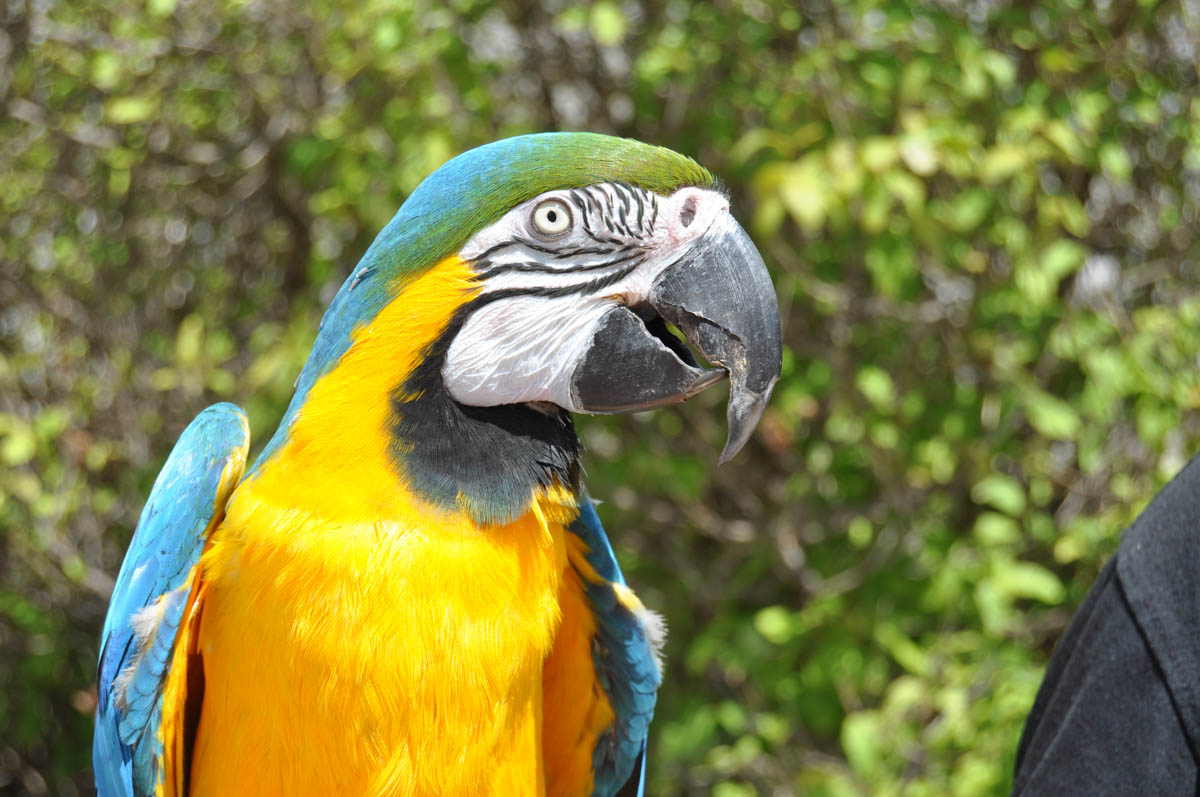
[680,196,697,228]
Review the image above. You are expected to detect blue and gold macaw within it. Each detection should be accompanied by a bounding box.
[94,133,781,796]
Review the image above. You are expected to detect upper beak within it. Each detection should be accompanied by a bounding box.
[650,211,783,463]
[569,210,782,463]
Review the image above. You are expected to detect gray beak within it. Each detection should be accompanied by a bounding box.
[649,211,783,463]
[569,210,782,463]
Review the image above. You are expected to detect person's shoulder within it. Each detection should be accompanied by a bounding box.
[1115,450,1200,754]
[1119,452,1200,572]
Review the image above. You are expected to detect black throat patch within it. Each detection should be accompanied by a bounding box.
[387,297,582,526]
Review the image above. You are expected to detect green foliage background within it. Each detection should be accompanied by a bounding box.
[3,0,1200,793]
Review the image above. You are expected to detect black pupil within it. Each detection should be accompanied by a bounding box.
[546,210,557,223]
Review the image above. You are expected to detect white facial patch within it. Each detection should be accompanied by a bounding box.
[443,184,730,411]
[441,295,609,408]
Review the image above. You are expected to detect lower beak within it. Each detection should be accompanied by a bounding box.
[569,211,782,463]
[650,211,783,463]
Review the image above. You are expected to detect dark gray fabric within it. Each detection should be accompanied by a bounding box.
[1014,455,1200,796]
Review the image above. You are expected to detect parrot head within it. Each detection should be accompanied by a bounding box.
[259,133,782,523]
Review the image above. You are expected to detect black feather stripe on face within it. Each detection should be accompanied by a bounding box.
[466,183,658,293]
[387,290,582,526]
[471,259,646,300]
[472,249,643,282]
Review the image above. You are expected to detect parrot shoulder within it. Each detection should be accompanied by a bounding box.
[544,497,664,797]
[94,403,249,797]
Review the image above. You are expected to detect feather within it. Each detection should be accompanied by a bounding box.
[93,403,248,797]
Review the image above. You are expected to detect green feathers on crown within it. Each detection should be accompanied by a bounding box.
[367,132,718,282]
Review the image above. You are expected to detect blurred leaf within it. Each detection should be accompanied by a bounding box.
[856,366,896,411]
[0,416,36,466]
[993,562,1066,605]
[1040,240,1086,283]
[106,96,158,124]
[980,145,1027,183]
[971,474,1027,516]
[875,623,932,677]
[841,711,882,776]
[176,314,204,367]
[1024,391,1082,440]
[589,1,626,47]
[754,605,796,645]
[973,512,1021,546]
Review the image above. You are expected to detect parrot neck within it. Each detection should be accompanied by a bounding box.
[389,388,581,526]
[253,255,582,526]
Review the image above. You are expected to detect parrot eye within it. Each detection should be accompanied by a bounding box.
[530,199,573,239]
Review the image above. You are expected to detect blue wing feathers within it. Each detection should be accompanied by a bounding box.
[572,499,627,585]
[569,498,662,797]
[115,587,188,743]
[94,403,249,797]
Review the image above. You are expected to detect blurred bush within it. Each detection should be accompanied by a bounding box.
[3,0,1199,793]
